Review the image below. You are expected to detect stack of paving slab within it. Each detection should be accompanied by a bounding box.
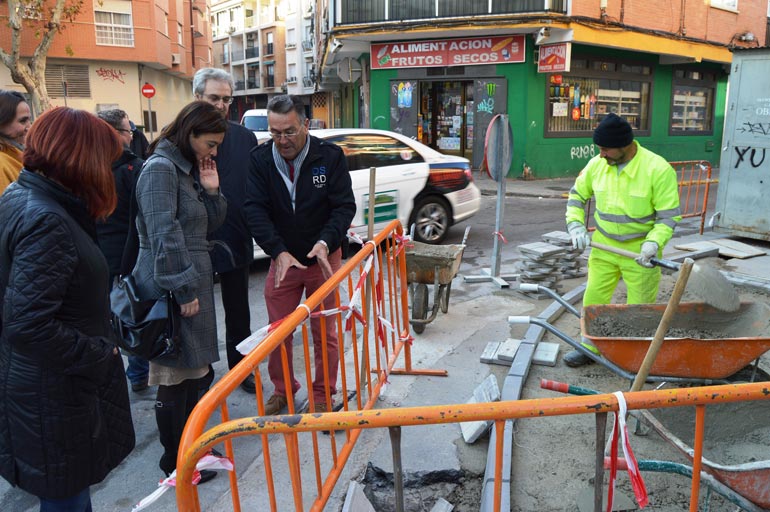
[516,241,566,297]
[541,231,586,279]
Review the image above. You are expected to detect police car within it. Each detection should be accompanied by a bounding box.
[252,128,481,259]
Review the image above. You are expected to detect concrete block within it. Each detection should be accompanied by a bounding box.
[342,481,376,512]
[461,375,501,443]
[480,342,500,364]
[532,342,559,366]
[500,375,523,402]
[518,241,565,258]
[430,497,454,512]
[509,343,535,376]
[496,338,522,362]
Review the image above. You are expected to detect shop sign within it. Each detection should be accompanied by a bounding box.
[538,43,571,73]
[372,35,525,70]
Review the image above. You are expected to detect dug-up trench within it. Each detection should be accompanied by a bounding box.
[356,271,770,512]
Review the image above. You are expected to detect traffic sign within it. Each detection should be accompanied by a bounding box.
[483,114,513,182]
[141,83,156,99]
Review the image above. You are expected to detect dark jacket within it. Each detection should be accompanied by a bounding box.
[132,140,227,368]
[245,135,356,266]
[96,148,143,276]
[209,121,257,272]
[0,170,134,499]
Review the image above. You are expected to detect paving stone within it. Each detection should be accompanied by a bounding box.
[430,498,454,512]
[532,342,559,366]
[480,341,500,364]
[518,241,565,258]
[496,338,522,362]
[461,375,500,443]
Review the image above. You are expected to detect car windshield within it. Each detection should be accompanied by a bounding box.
[243,116,268,131]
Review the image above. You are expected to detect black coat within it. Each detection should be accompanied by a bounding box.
[245,135,356,266]
[0,170,134,499]
[96,148,142,276]
[209,122,258,272]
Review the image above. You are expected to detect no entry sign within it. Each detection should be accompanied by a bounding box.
[141,83,156,98]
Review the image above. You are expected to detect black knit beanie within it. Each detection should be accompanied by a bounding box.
[593,113,634,148]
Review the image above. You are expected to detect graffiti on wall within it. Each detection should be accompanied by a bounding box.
[570,144,596,160]
[736,122,770,137]
[733,146,766,168]
[96,67,127,84]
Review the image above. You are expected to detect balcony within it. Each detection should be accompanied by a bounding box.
[265,76,275,87]
[339,0,566,24]
[264,43,274,55]
[234,80,246,91]
[231,49,245,62]
[245,46,260,59]
[286,41,297,49]
[247,79,260,89]
[287,76,297,83]
[301,40,313,52]
[302,77,314,87]
[221,52,230,64]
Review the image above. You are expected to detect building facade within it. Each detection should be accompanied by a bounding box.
[318,0,769,177]
[0,0,213,134]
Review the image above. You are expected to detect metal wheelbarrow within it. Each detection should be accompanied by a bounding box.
[510,284,770,385]
[406,226,469,334]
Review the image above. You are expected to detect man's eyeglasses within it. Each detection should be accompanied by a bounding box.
[116,128,132,134]
[203,94,234,105]
[269,130,301,141]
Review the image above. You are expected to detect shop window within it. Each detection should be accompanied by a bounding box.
[545,57,652,137]
[670,68,716,135]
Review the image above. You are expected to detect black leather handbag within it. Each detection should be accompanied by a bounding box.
[110,275,180,360]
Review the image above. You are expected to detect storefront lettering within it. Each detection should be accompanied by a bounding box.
[95,67,127,83]
[372,35,525,70]
[570,144,596,160]
[733,146,766,168]
[477,98,495,114]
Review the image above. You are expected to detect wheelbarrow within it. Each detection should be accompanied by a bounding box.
[509,284,770,385]
[406,226,469,334]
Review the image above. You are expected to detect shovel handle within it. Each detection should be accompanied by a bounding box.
[590,241,681,271]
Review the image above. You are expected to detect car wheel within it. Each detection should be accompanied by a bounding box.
[411,196,451,244]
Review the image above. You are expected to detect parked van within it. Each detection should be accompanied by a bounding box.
[240,109,270,142]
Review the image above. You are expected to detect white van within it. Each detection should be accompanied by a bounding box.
[240,109,270,142]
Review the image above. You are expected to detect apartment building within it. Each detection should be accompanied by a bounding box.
[318,0,770,177]
[211,0,330,124]
[0,0,213,135]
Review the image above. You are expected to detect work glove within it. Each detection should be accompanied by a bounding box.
[635,241,659,268]
[567,222,590,251]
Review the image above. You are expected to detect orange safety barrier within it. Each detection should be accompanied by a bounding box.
[584,160,715,235]
[669,160,715,236]
[178,375,770,511]
[177,219,446,511]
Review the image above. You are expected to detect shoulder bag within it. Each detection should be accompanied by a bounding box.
[110,274,180,360]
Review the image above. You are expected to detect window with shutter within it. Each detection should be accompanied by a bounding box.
[45,65,92,98]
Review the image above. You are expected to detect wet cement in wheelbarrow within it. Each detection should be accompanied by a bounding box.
[651,401,770,465]
[588,315,723,339]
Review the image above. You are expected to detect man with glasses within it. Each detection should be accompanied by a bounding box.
[192,68,259,393]
[244,95,355,416]
[95,108,149,391]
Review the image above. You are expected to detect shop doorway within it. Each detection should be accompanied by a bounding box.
[418,81,474,162]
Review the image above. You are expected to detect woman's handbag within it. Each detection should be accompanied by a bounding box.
[110,275,180,360]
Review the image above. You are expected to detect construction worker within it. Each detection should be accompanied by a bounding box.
[564,113,681,367]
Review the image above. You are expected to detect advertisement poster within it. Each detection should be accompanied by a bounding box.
[372,35,526,70]
[537,43,572,73]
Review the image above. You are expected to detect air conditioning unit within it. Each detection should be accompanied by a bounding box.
[171,53,181,65]
[226,25,236,34]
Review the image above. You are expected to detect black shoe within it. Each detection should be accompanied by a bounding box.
[239,374,258,394]
[196,470,217,485]
[131,379,149,392]
[564,350,594,367]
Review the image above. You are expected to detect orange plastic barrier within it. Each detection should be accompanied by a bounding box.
[177,220,446,511]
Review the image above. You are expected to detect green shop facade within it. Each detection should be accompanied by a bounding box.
[360,34,726,179]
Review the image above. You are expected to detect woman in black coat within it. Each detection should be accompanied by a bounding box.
[0,108,135,511]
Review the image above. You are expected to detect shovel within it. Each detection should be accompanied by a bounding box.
[590,241,739,312]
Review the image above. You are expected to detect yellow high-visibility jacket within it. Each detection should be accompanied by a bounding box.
[566,141,681,248]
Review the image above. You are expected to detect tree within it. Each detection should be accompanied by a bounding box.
[0,0,83,114]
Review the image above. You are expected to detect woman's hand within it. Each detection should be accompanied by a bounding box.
[199,158,220,194]
[180,298,200,317]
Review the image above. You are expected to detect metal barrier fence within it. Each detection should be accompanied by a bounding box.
[584,159,715,235]
[177,219,447,511]
[177,220,769,511]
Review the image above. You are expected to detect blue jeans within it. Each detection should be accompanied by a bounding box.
[126,355,149,384]
[39,487,92,512]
